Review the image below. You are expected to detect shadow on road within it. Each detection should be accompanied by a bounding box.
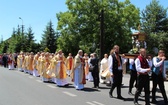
[80,87,100,92]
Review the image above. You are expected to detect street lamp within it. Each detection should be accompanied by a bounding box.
[19,17,24,35]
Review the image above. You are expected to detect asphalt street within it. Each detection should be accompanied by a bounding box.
[0,66,167,105]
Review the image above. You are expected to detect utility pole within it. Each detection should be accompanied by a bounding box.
[100,9,104,60]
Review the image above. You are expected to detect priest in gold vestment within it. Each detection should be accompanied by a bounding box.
[71,50,86,90]
[28,52,34,75]
[33,52,40,77]
[38,52,51,82]
[17,52,24,72]
[55,50,68,86]
[23,53,29,73]
[66,53,74,76]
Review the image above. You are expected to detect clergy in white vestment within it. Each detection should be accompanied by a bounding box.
[71,50,86,90]
[100,54,111,84]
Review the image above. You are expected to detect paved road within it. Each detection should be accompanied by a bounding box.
[0,66,167,105]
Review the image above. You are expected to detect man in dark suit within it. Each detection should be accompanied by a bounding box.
[108,45,126,100]
[90,53,99,88]
[2,53,8,68]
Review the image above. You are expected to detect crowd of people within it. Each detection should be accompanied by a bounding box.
[0,50,105,89]
[0,45,168,105]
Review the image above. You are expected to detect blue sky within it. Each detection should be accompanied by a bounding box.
[0,0,167,43]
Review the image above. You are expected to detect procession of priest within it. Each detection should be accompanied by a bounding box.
[0,45,168,105]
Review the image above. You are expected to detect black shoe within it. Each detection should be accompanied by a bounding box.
[106,83,111,86]
[151,99,157,104]
[117,96,125,100]
[109,92,113,98]
[139,93,143,97]
[64,84,69,87]
[134,102,140,105]
[128,91,134,95]
[96,86,99,89]
[164,100,168,105]
[92,86,96,88]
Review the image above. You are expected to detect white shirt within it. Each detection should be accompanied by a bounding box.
[135,57,149,73]
[108,54,127,74]
[129,58,135,65]
[153,57,166,78]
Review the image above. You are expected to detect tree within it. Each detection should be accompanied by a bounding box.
[7,27,23,53]
[0,41,8,53]
[0,25,41,53]
[141,0,168,55]
[41,21,57,53]
[25,27,36,52]
[56,0,140,56]
[141,0,168,33]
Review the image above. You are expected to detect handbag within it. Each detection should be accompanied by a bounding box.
[89,65,95,72]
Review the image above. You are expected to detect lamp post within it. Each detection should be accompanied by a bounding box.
[19,17,24,35]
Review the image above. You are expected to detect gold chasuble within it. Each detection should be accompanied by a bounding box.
[66,56,74,70]
[17,54,24,69]
[71,54,86,84]
[41,54,50,79]
[55,54,67,79]
[28,54,34,71]
[37,54,45,76]
[33,54,39,70]
[24,55,29,70]
[47,56,57,78]
[83,56,89,76]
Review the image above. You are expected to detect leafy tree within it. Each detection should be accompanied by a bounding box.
[0,25,41,53]
[56,0,140,56]
[141,0,168,55]
[7,27,22,53]
[25,27,36,52]
[41,21,57,53]
[141,0,168,33]
[0,41,8,53]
